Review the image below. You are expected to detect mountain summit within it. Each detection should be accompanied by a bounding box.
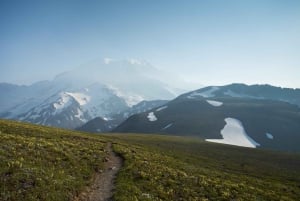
[0,59,185,128]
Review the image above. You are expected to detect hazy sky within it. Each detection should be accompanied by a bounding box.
[1,0,300,88]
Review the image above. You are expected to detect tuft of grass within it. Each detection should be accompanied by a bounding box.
[0,119,108,201]
[109,134,300,201]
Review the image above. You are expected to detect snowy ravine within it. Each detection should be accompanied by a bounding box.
[266,132,274,139]
[161,123,173,130]
[206,118,260,148]
[206,100,223,107]
[156,106,168,112]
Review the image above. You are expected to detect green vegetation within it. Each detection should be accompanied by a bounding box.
[0,119,108,201]
[110,134,300,201]
[1,119,300,201]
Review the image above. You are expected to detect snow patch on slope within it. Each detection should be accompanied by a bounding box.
[206,100,223,107]
[147,112,157,121]
[266,133,274,139]
[53,93,73,114]
[107,85,144,107]
[199,86,219,97]
[162,123,173,130]
[206,118,260,148]
[75,108,87,122]
[188,86,219,99]
[156,106,168,112]
[66,92,90,106]
[224,90,261,99]
[123,95,144,107]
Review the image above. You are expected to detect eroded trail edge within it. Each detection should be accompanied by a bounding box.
[74,142,123,201]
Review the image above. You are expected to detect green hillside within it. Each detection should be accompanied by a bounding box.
[110,134,300,201]
[0,120,108,200]
[1,119,300,200]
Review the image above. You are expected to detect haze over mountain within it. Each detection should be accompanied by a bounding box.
[0,59,185,129]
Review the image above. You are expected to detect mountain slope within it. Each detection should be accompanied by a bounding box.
[114,84,300,152]
[0,59,182,129]
[78,100,168,133]
[4,83,130,129]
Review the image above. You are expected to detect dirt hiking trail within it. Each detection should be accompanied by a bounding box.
[74,142,123,201]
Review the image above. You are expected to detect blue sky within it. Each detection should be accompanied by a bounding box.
[0,0,300,88]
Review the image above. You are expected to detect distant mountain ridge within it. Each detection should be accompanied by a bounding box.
[114,84,300,152]
[180,83,300,106]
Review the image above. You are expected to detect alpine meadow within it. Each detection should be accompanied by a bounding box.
[1,0,300,201]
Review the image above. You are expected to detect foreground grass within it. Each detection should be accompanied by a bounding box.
[1,119,300,200]
[0,119,108,201]
[109,134,300,201]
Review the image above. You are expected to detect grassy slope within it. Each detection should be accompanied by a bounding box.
[109,134,300,201]
[1,119,300,201]
[0,119,108,201]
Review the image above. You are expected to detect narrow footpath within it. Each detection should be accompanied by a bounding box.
[74,142,123,201]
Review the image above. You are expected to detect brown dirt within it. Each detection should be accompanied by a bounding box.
[73,142,123,201]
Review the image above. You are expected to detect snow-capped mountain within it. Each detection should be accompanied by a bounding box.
[77,100,168,132]
[114,84,300,152]
[0,59,184,128]
[11,83,130,128]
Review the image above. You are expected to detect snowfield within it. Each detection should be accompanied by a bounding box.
[206,100,223,107]
[224,90,259,99]
[75,108,87,122]
[156,106,168,112]
[162,123,173,130]
[188,86,219,99]
[108,85,144,107]
[66,92,90,106]
[198,86,219,98]
[266,132,274,139]
[147,112,157,121]
[53,93,73,114]
[206,118,260,148]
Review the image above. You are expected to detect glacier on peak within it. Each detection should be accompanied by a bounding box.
[0,58,191,129]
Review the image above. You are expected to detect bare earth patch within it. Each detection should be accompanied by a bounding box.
[74,142,123,201]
